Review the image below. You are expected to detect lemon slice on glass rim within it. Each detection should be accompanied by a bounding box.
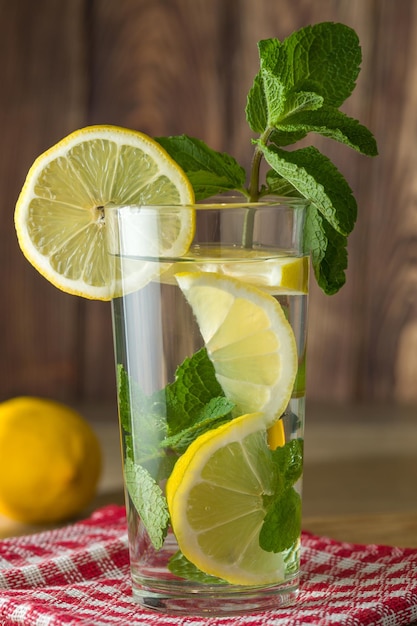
[14,125,195,300]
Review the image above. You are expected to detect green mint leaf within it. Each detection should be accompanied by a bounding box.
[277,105,378,156]
[260,488,302,553]
[249,23,361,133]
[258,37,285,76]
[116,364,132,434]
[168,551,226,584]
[304,202,348,295]
[246,72,268,133]
[155,135,247,200]
[279,23,362,107]
[271,438,304,488]
[257,142,357,236]
[259,438,303,553]
[165,347,226,435]
[117,363,166,440]
[246,64,324,132]
[161,396,234,453]
[117,364,170,479]
[257,72,287,129]
[124,457,169,550]
[117,364,166,463]
[246,39,287,132]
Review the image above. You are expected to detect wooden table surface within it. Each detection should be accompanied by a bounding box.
[1,402,416,548]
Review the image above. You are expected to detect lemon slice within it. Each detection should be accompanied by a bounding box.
[175,272,298,424]
[14,125,195,300]
[159,249,309,295]
[220,255,309,294]
[166,412,285,585]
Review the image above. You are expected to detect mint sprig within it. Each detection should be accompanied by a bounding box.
[156,22,378,295]
[156,135,247,200]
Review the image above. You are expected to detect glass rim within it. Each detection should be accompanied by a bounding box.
[105,194,309,212]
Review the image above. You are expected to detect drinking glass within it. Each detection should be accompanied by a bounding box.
[106,196,309,615]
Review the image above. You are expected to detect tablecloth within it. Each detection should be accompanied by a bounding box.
[0,505,416,626]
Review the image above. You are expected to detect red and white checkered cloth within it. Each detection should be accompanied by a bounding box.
[0,505,416,626]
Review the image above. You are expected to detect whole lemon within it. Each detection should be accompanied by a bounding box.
[0,397,102,524]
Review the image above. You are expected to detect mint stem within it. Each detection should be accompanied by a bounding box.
[248,146,264,202]
[242,130,271,247]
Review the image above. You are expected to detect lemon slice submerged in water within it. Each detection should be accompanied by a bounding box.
[176,271,298,423]
[166,412,286,585]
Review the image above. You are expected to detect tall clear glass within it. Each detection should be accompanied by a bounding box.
[106,197,309,615]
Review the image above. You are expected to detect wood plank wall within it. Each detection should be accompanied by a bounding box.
[2,0,417,410]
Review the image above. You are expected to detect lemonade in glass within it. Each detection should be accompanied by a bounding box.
[107,197,308,613]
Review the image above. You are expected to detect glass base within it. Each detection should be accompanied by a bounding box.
[131,576,299,616]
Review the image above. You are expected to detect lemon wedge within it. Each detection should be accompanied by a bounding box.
[166,412,285,585]
[14,125,195,300]
[176,271,298,424]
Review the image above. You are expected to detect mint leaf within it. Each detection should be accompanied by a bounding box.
[271,438,303,488]
[257,142,357,236]
[117,363,135,434]
[304,202,348,294]
[275,105,378,155]
[257,143,354,293]
[279,23,362,107]
[165,347,226,434]
[155,135,247,200]
[260,488,302,553]
[117,364,170,481]
[161,396,234,453]
[168,551,226,584]
[246,72,268,134]
[124,457,169,550]
[248,23,362,133]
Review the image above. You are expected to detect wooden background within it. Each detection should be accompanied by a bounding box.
[2,0,417,412]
